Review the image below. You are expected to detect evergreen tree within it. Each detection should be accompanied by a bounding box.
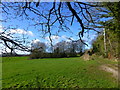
[93,2,120,59]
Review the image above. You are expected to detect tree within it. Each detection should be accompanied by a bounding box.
[93,2,120,59]
[75,40,85,54]
[1,1,119,55]
[0,26,30,55]
[92,33,105,56]
[53,40,85,57]
[30,41,46,59]
[0,1,104,52]
[31,41,46,53]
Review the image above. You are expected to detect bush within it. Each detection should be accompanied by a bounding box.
[30,49,78,59]
[29,49,44,59]
[66,53,77,57]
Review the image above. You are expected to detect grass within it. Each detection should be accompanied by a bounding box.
[2,56,118,88]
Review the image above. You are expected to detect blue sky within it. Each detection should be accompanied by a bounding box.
[0,2,101,54]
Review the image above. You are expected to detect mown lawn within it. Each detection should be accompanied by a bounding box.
[2,56,118,88]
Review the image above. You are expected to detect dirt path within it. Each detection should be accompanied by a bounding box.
[100,64,119,79]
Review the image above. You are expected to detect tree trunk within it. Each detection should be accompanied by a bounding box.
[104,28,107,57]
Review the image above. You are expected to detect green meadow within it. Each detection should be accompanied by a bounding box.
[2,56,118,88]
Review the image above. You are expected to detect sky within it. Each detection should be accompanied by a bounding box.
[0,2,101,54]
[1,0,119,2]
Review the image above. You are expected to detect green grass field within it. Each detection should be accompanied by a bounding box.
[2,56,118,88]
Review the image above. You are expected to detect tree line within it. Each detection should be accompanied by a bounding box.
[30,40,85,59]
[1,2,120,60]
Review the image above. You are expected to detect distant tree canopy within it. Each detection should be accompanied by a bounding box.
[0,1,119,56]
[30,40,85,59]
[54,40,85,53]
[31,41,46,53]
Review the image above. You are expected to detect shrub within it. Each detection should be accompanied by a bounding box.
[30,49,78,59]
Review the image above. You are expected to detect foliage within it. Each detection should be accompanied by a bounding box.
[92,2,120,59]
[92,29,119,58]
[30,48,44,59]
[2,56,118,88]
[92,34,104,56]
[30,40,84,59]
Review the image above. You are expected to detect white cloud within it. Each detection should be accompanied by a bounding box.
[28,31,34,36]
[32,39,40,44]
[52,35,60,40]
[9,29,34,36]
[61,35,66,39]
[45,35,60,41]
[45,35,74,45]
[0,26,34,36]
[45,35,61,44]
[15,49,30,55]
[0,47,30,55]
[0,25,3,33]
